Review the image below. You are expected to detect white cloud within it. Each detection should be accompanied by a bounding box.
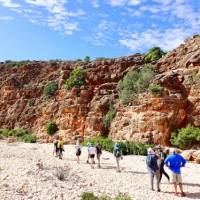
[0,0,20,8]
[91,0,99,8]
[84,20,116,46]
[108,0,142,6]
[119,28,193,51]
[0,15,13,21]
[25,0,85,34]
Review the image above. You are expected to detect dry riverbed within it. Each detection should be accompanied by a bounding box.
[0,141,200,200]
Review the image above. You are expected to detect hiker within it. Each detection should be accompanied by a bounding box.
[58,137,64,159]
[113,142,123,172]
[96,141,102,168]
[53,135,59,157]
[75,138,82,163]
[86,142,92,163]
[146,148,161,192]
[156,146,170,183]
[88,143,96,169]
[164,148,186,197]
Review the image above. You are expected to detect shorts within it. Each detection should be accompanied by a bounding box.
[90,154,95,159]
[170,172,182,184]
[76,150,81,156]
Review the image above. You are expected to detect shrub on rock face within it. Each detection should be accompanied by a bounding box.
[149,83,162,94]
[46,122,58,136]
[171,124,200,149]
[44,81,58,97]
[144,47,166,62]
[65,68,86,90]
[118,65,155,104]
[84,56,90,62]
[103,103,116,128]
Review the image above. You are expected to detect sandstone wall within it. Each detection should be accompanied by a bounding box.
[0,35,199,145]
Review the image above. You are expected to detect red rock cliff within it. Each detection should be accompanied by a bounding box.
[0,35,199,145]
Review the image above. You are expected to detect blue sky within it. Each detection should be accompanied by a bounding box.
[0,0,199,61]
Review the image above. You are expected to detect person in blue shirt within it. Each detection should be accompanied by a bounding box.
[164,148,186,197]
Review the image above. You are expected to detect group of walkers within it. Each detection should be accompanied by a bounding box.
[53,137,187,197]
[146,146,186,197]
[53,137,123,172]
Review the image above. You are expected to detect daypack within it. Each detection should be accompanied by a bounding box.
[146,154,159,171]
[114,147,121,157]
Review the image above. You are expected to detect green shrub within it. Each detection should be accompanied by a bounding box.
[65,68,86,89]
[98,196,112,200]
[81,192,98,200]
[28,99,34,107]
[20,134,37,143]
[0,128,37,143]
[83,136,154,156]
[149,83,162,94]
[103,103,116,128]
[171,124,200,149]
[4,60,30,68]
[81,192,131,200]
[84,56,90,62]
[44,81,58,97]
[46,122,58,136]
[118,65,155,104]
[114,193,132,200]
[83,136,114,152]
[0,129,20,137]
[94,57,109,62]
[144,47,166,62]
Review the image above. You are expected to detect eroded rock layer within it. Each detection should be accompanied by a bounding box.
[0,35,199,145]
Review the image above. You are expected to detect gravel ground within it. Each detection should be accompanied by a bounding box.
[0,141,200,200]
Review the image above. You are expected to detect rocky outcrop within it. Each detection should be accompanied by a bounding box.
[0,35,200,145]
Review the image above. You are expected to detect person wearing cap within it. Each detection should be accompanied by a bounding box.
[146,148,161,192]
[164,148,186,197]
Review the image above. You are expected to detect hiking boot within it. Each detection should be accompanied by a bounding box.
[180,192,186,197]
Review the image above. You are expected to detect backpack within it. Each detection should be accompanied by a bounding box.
[114,147,121,157]
[96,144,102,154]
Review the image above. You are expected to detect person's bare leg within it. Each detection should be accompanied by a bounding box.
[178,183,185,196]
[116,157,120,172]
[77,156,80,163]
[91,157,94,168]
[98,156,100,167]
[173,183,178,195]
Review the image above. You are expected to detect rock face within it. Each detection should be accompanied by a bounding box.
[0,35,200,145]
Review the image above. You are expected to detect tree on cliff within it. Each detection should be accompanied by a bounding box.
[144,47,166,62]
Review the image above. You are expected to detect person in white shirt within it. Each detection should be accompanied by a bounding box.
[88,143,96,169]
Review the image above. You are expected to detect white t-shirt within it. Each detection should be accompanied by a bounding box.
[89,146,96,155]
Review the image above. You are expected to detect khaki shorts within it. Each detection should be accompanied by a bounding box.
[170,172,182,184]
